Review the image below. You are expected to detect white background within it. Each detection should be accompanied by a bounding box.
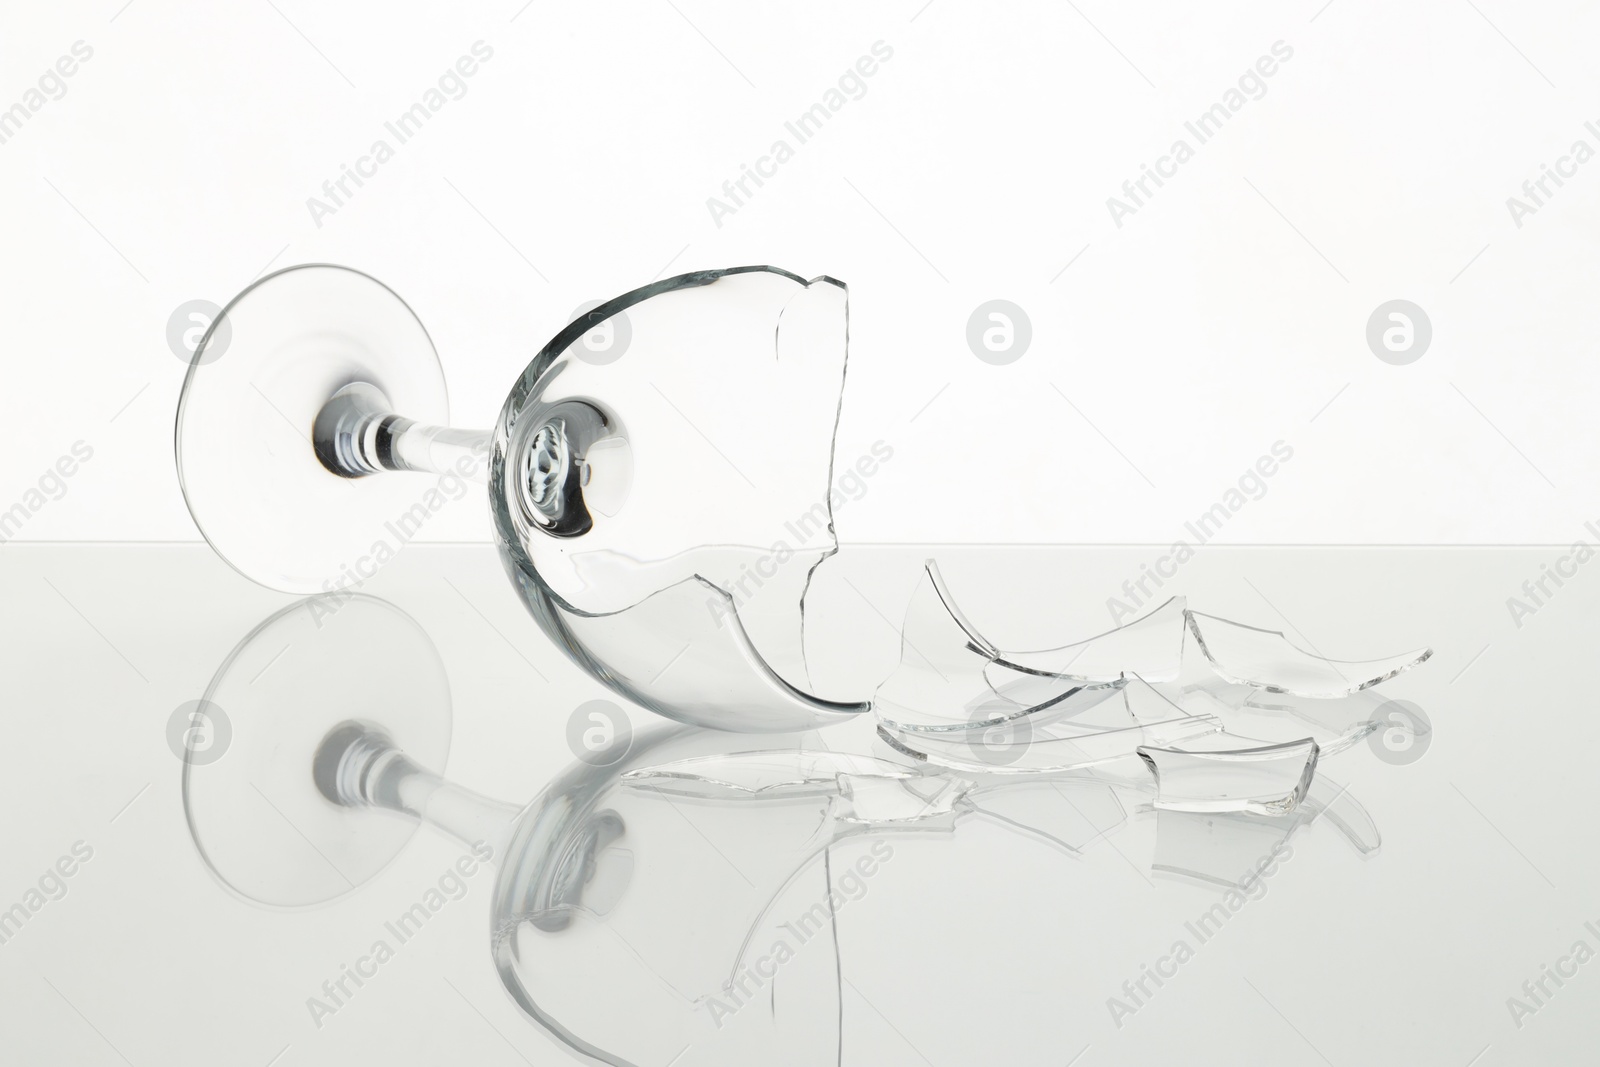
[3,0,1599,547]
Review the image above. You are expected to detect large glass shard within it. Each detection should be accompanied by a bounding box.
[492,268,873,730]
[1186,611,1431,698]
[872,561,1121,733]
[1137,738,1319,815]
[552,575,866,733]
[989,596,1188,683]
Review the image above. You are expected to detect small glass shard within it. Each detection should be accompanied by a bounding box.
[989,596,1187,683]
[1138,738,1318,815]
[1186,611,1431,698]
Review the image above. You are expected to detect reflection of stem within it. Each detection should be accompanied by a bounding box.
[316,721,517,860]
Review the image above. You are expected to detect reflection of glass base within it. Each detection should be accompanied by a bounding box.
[182,594,452,908]
[176,264,451,594]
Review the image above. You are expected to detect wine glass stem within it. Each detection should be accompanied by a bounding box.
[384,421,493,484]
[326,724,518,861]
[314,381,492,484]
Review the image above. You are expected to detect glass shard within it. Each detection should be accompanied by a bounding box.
[1186,611,1431,698]
[989,596,1187,683]
[1137,738,1319,815]
[872,561,1121,734]
[551,575,866,733]
[868,572,1004,732]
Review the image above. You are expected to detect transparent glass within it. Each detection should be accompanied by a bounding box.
[177,264,866,733]
[183,594,1138,1065]
[870,560,1433,810]
[176,260,1433,804]
[181,580,1433,1063]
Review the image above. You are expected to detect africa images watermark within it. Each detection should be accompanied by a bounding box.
[311,441,489,623]
[1106,440,1294,624]
[1503,522,1600,630]
[706,40,895,228]
[705,839,894,1028]
[0,40,94,148]
[1505,918,1600,1030]
[1504,116,1600,229]
[1106,40,1294,228]
[1106,837,1295,1029]
[0,841,95,950]
[306,41,495,228]
[705,439,895,627]
[306,841,494,1029]
[0,440,96,543]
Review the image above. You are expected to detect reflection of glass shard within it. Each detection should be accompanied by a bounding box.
[965,779,1127,855]
[1151,809,1297,889]
[1152,772,1381,886]
[989,596,1187,684]
[1186,611,1431,698]
[1301,774,1381,854]
[1237,688,1397,755]
[879,679,1223,776]
[836,774,968,825]
[621,749,917,799]
[1138,738,1319,815]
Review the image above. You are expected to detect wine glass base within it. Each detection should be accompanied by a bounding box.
[176,263,452,594]
[182,594,453,908]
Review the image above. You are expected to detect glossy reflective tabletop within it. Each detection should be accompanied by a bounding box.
[0,543,1591,1066]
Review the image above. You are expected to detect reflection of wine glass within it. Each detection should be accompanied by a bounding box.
[184,592,902,1065]
[177,263,869,732]
[188,593,1395,1064]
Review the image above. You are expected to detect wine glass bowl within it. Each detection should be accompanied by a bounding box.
[176,262,871,732]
